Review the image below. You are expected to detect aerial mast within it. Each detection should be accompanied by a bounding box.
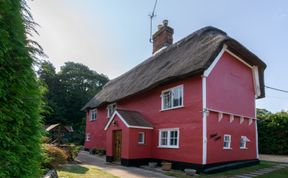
[149,0,158,43]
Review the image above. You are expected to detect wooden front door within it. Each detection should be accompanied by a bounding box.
[113,130,122,161]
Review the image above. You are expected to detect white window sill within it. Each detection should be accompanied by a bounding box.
[89,119,96,122]
[158,145,179,149]
[160,105,184,112]
[240,147,248,150]
[138,142,145,145]
[223,147,232,150]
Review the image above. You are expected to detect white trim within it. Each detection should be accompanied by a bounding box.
[225,49,253,69]
[230,115,234,123]
[138,132,145,144]
[160,85,184,111]
[202,76,207,165]
[104,111,153,130]
[249,118,253,125]
[252,66,261,98]
[255,120,259,159]
[240,117,244,124]
[208,108,256,120]
[218,112,223,122]
[158,128,180,148]
[203,46,227,77]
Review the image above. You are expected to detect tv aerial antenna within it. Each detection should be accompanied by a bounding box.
[149,0,158,43]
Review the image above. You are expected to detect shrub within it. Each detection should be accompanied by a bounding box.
[97,149,106,156]
[60,144,82,161]
[89,147,97,155]
[258,110,288,155]
[43,144,68,168]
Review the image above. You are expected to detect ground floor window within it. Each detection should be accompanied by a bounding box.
[159,128,179,148]
[86,133,90,141]
[223,134,231,149]
[138,132,145,144]
[240,136,250,149]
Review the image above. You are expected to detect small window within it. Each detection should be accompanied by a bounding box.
[161,85,183,110]
[240,136,250,149]
[90,109,97,121]
[138,132,145,144]
[86,133,90,141]
[107,103,116,118]
[159,128,179,148]
[223,134,231,149]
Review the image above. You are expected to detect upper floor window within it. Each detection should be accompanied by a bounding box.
[223,134,231,149]
[161,85,183,110]
[90,109,97,121]
[240,136,250,149]
[159,128,179,148]
[107,103,116,118]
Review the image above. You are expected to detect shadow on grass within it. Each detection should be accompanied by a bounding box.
[58,164,89,174]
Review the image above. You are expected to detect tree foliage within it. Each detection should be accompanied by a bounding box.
[38,61,109,143]
[257,109,288,155]
[0,0,43,177]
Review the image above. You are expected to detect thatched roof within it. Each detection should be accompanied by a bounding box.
[82,26,266,110]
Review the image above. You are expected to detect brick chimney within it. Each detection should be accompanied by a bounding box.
[152,20,174,54]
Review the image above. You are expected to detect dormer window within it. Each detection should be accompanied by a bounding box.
[107,103,116,118]
[90,109,97,121]
[161,85,183,110]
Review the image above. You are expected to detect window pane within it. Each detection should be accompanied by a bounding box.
[138,133,144,143]
[163,91,172,109]
[161,131,168,146]
[172,87,182,107]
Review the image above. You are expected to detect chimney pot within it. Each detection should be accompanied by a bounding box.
[152,20,174,54]
[163,19,168,26]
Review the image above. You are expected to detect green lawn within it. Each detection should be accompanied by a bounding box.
[57,164,119,178]
[165,161,283,178]
[257,167,288,178]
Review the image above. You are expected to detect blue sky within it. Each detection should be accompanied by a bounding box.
[28,0,288,112]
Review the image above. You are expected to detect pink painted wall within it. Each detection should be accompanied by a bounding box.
[207,52,255,118]
[105,115,153,159]
[84,107,107,149]
[116,76,203,164]
[206,113,257,164]
[85,76,203,164]
[206,51,257,164]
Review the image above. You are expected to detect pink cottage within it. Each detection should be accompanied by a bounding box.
[82,21,266,173]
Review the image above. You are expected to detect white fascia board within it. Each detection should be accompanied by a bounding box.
[104,111,153,130]
[203,45,227,77]
[252,66,261,98]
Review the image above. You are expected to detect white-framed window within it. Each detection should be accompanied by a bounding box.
[90,109,97,121]
[138,132,145,144]
[240,136,250,149]
[223,134,231,149]
[86,133,90,141]
[161,85,183,110]
[159,128,179,148]
[107,103,116,118]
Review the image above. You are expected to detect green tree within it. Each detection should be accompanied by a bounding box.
[38,61,109,143]
[0,0,43,177]
[257,110,288,155]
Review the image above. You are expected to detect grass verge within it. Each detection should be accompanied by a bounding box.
[57,164,119,178]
